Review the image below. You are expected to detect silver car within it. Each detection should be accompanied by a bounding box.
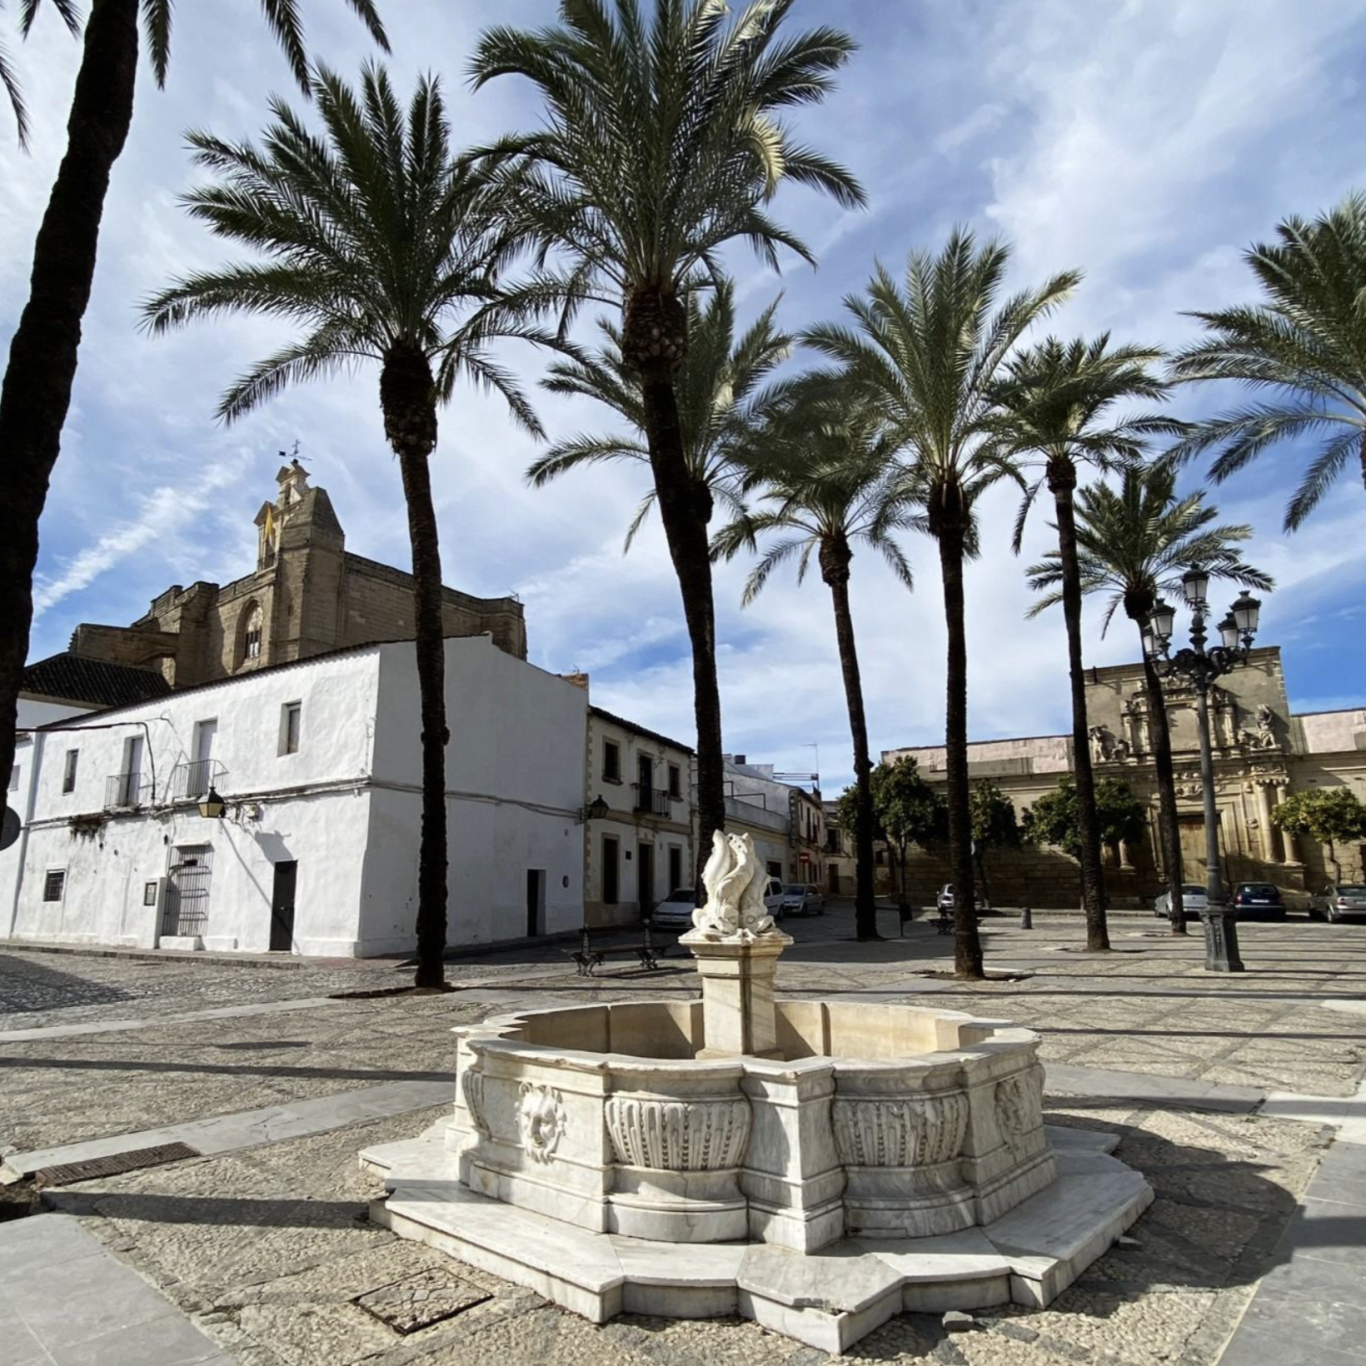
[1154,884,1209,919]
[779,883,825,917]
[1310,884,1366,923]
[650,886,698,932]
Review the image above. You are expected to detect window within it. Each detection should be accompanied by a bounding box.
[668,845,683,892]
[7,763,18,793]
[62,749,79,794]
[667,763,681,799]
[240,602,263,666]
[280,701,302,756]
[42,869,65,902]
[603,739,621,784]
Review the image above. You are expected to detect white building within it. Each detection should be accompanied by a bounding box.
[583,706,694,925]
[2,636,587,956]
[722,755,827,887]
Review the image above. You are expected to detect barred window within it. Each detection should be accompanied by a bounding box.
[43,869,65,902]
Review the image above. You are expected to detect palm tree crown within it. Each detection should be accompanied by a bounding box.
[530,280,791,549]
[3,0,386,146]
[1027,463,1273,627]
[470,0,865,350]
[142,63,543,435]
[712,394,913,604]
[1170,191,1366,530]
[804,231,1079,537]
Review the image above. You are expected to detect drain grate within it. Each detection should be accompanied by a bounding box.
[35,1142,201,1186]
[356,1268,493,1333]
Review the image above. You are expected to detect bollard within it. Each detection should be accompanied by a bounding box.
[1019,906,1033,930]
[1199,905,1244,973]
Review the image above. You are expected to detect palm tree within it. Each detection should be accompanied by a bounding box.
[1026,463,1273,934]
[1170,192,1366,531]
[142,65,548,989]
[992,335,1174,951]
[712,385,915,941]
[803,231,1077,979]
[0,0,387,834]
[470,0,864,866]
[529,280,791,556]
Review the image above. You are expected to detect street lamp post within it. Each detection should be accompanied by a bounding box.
[1147,573,1264,973]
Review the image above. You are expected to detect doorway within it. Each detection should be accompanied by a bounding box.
[189,719,217,798]
[667,845,683,895]
[637,843,654,917]
[164,845,212,939]
[270,860,297,952]
[526,868,546,937]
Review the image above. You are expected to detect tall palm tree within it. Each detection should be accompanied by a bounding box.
[142,65,547,988]
[529,280,791,556]
[0,0,387,834]
[1026,463,1273,933]
[712,385,915,941]
[804,231,1077,979]
[1169,192,1366,532]
[470,0,864,867]
[992,335,1174,951]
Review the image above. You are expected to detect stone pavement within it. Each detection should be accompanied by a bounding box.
[0,1210,231,1365]
[0,910,1364,1364]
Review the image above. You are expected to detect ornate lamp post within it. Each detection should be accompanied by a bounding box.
[1146,573,1264,972]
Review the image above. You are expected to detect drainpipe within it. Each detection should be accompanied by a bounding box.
[6,730,45,941]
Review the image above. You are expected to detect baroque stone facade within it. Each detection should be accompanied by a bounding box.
[884,647,1366,906]
[66,461,526,689]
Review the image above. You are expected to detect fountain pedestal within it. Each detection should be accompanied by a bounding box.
[684,929,793,1058]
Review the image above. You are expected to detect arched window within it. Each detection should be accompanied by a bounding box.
[240,602,263,666]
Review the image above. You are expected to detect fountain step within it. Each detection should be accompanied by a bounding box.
[362,1136,1152,1354]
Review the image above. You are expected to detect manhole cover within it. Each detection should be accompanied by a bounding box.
[356,1268,493,1333]
[35,1141,200,1186]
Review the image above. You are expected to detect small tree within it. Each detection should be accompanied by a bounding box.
[969,780,1021,908]
[1025,776,1147,885]
[1272,788,1366,884]
[870,758,947,908]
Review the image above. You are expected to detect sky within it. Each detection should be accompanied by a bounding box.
[3,0,1366,795]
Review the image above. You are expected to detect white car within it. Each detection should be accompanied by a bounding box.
[650,878,785,929]
[1154,884,1208,919]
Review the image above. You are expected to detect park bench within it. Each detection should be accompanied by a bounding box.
[566,923,662,977]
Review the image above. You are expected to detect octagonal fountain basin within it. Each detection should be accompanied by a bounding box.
[437,999,1055,1252]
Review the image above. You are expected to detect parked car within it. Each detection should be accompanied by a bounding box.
[1232,882,1286,918]
[763,877,785,919]
[649,886,699,932]
[1154,884,1209,919]
[935,884,989,915]
[1310,884,1366,923]
[779,883,825,917]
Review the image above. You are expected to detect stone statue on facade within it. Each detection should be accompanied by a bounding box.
[690,831,776,942]
[1256,704,1278,749]
[1112,737,1131,762]
[1087,725,1112,762]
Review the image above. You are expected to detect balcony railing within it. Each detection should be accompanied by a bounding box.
[634,784,675,817]
[170,758,226,802]
[105,771,153,809]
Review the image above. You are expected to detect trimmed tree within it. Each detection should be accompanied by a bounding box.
[968,779,1021,910]
[870,758,947,909]
[1272,788,1366,885]
[1024,775,1147,879]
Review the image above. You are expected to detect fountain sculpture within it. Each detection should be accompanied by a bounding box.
[361,832,1151,1353]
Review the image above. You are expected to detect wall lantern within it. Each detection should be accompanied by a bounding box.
[197,787,227,820]
[580,793,610,823]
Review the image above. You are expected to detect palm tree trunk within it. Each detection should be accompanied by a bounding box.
[0,0,139,828]
[382,344,449,989]
[638,371,726,876]
[937,525,984,979]
[822,538,879,939]
[1140,647,1186,934]
[1050,461,1109,950]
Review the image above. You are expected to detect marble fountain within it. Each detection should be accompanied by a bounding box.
[360,833,1152,1353]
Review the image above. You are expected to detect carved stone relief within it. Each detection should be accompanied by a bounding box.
[460,1066,488,1136]
[831,1091,969,1169]
[518,1083,566,1163]
[994,1066,1044,1153]
[605,1096,751,1171]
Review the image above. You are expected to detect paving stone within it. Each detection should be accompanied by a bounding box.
[355,1266,493,1332]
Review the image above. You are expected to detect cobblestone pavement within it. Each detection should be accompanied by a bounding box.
[3,909,1364,1364]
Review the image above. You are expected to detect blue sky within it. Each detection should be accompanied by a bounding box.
[3,0,1366,792]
